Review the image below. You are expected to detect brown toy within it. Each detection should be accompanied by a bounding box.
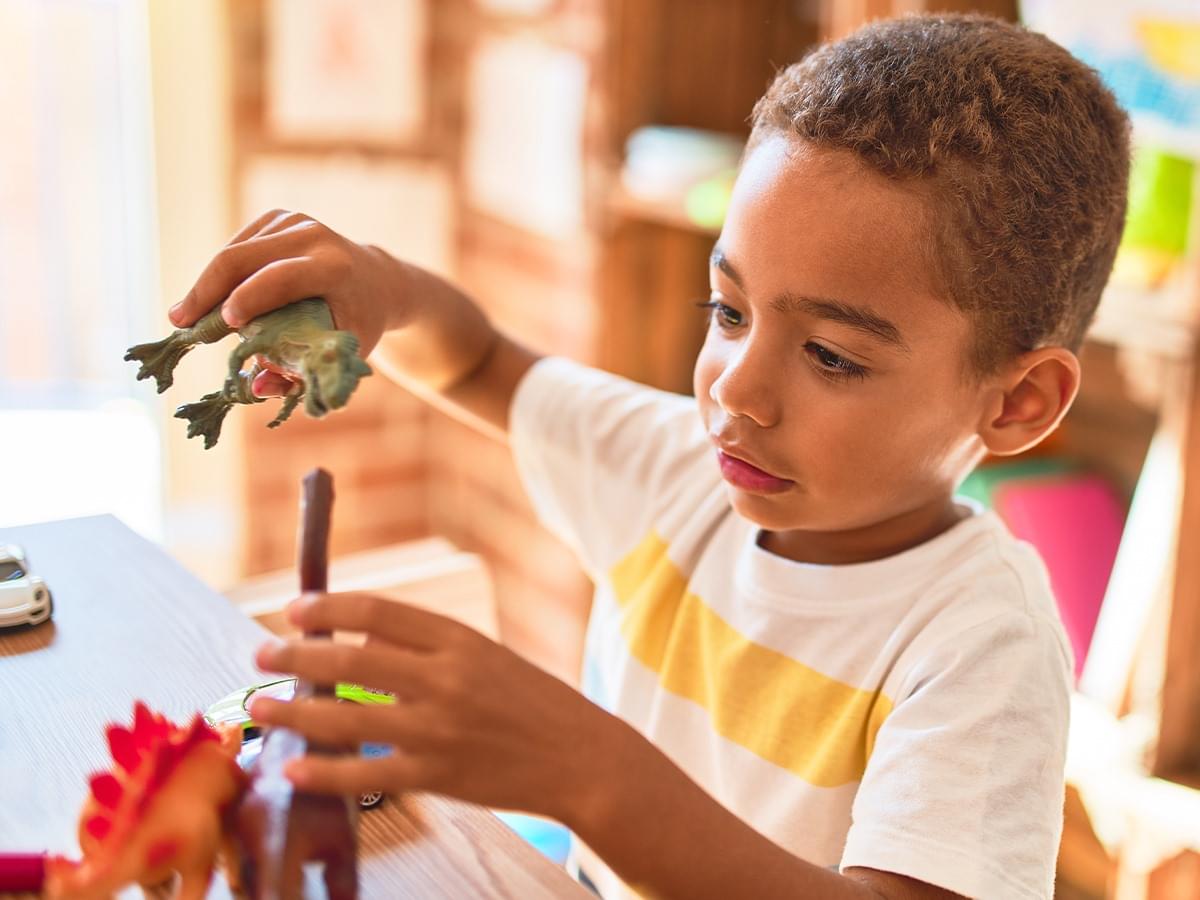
[233,467,359,900]
[43,703,247,900]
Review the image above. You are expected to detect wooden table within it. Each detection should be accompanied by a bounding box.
[0,516,589,899]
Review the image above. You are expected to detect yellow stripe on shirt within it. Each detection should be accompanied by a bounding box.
[610,531,893,788]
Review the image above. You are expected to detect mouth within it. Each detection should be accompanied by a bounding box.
[307,372,328,416]
[712,441,794,495]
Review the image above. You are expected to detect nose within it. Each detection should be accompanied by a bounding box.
[708,339,779,427]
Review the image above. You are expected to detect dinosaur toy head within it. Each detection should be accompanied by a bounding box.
[303,333,372,418]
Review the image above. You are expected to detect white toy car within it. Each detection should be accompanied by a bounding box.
[0,544,53,628]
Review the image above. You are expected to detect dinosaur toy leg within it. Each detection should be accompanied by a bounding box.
[223,334,271,401]
[173,864,215,900]
[124,305,233,393]
[175,392,235,450]
[175,365,265,449]
[268,382,305,429]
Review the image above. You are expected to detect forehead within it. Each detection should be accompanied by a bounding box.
[721,137,961,342]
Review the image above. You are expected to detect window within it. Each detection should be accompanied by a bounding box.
[0,0,161,537]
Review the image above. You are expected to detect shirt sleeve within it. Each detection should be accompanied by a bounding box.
[840,610,1072,900]
[509,356,714,577]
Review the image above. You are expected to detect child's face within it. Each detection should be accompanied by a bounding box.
[694,136,990,560]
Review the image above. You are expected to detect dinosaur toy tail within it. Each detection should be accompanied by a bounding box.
[124,334,194,393]
[43,852,178,900]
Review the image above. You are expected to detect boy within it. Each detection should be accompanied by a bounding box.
[170,13,1129,899]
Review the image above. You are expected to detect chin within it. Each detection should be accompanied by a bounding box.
[724,485,811,532]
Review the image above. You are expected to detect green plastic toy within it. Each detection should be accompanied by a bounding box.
[124,298,372,449]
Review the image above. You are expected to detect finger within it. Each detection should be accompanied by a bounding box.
[166,210,296,326]
[255,635,430,694]
[226,208,295,245]
[249,695,391,747]
[256,210,322,238]
[169,228,313,327]
[252,370,294,397]
[284,751,425,796]
[221,255,334,328]
[251,693,441,754]
[287,592,469,653]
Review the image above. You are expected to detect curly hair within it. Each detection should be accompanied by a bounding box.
[750,14,1130,373]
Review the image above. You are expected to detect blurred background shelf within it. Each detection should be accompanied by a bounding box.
[1089,282,1199,361]
[607,182,722,237]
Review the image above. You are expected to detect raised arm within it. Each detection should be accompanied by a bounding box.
[168,210,541,441]
[368,257,540,441]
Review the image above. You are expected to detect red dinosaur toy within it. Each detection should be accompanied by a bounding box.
[44,701,247,900]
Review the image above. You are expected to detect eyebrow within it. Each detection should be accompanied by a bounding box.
[709,246,910,353]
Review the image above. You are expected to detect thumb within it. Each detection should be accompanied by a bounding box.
[252,370,295,397]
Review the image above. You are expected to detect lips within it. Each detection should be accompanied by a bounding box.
[712,443,794,494]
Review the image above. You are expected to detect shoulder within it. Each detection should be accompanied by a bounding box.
[514,356,697,428]
[509,357,722,575]
[890,511,1074,698]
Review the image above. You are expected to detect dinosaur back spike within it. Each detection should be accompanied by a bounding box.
[106,725,141,773]
[83,812,112,842]
[132,701,156,739]
[88,773,122,810]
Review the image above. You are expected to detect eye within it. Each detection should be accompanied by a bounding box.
[806,342,868,382]
[696,298,743,329]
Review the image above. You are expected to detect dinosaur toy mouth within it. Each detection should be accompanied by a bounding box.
[307,372,329,416]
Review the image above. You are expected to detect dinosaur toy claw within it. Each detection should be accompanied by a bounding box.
[175,392,233,450]
[123,335,193,393]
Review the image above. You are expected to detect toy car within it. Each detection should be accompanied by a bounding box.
[204,677,395,809]
[0,544,53,628]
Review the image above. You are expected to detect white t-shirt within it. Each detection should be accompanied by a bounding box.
[510,357,1073,900]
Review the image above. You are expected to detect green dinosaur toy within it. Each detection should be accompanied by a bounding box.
[124,298,372,449]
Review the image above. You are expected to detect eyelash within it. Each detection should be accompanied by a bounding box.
[695,300,870,383]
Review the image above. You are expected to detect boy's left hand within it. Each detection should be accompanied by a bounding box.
[248,592,622,824]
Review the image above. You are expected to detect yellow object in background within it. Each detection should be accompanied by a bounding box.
[1138,19,1200,79]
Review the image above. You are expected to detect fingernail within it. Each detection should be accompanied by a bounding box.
[255,640,282,669]
[167,302,184,325]
[284,758,308,786]
[247,697,271,719]
[286,594,317,625]
[222,306,242,328]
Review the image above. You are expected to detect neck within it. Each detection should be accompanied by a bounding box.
[757,496,968,566]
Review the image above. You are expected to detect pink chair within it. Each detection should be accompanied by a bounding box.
[992,475,1125,680]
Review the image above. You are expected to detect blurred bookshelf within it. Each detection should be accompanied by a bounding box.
[607,181,722,237]
[1089,281,1199,361]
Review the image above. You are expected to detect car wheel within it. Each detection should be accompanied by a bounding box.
[358,790,384,809]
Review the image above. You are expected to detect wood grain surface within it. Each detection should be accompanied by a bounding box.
[0,515,588,899]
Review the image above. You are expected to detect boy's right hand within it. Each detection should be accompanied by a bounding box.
[168,210,402,389]
[174,208,536,435]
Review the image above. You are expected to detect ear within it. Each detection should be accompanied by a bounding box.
[978,347,1081,457]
